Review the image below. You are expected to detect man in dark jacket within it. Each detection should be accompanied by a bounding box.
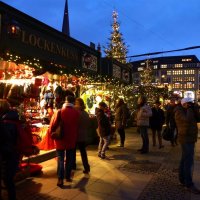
[96,102,111,159]
[115,98,127,147]
[174,97,200,194]
[0,99,20,200]
[150,100,165,148]
[166,98,177,146]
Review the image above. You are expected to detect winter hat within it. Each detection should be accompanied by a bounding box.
[181,97,193,105]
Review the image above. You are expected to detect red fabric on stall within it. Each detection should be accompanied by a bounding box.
[37,128,55,150]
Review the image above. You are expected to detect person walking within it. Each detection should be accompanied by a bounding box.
[96,102,111,159]
[174,97,200,194]
[50,95,80,187]
[115,98,127,147]
[0,99,20,200]
[136,96,152,154]
[74,98,90,174]
[150,100,165,149]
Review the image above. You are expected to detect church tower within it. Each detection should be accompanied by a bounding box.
[62,0,70,36]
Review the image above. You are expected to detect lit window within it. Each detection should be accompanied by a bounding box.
[173,77,183,82]
[153,60,158,63]
[184,77,195,81]
[138,67,144,71]
[153,65,157,69]
[175,64,183,68]
[161,64,167,68]
[185,82,194,89]
[184,70,194,74]
[173,70,183,75]
[182,58,192,62]
[173,83,182,89]
[167,71,171,75]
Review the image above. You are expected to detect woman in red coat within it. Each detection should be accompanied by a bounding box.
[50,95,80,187]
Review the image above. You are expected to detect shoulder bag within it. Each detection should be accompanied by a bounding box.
[51,110,64,140]
[162,126,173,141]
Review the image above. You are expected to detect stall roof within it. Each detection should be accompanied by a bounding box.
[0,1,100,74]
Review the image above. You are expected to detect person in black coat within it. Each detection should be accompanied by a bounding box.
[96,102,111,159]
[0,99,20,200]
[150,100,165,149]
[166,99,178,146]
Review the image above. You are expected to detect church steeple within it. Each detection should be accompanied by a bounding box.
[62,0,70,36]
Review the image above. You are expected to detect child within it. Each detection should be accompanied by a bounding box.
[96,102,111,159]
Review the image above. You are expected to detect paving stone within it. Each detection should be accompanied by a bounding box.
[1,127,199,200]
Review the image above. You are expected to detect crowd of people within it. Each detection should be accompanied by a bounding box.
[1,94,200,199]
[135,95,200,194]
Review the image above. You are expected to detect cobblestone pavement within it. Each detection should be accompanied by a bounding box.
[1,127,200,200]
[137,148,191,200]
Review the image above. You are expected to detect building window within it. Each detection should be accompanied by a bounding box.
[168,64,174,68]
[138,67,144,71]
[173,77,183,82]
[184,63,196,68]
[173,70,183,75]
[153,65,157,69]
[184,77,195,81]
[161,64,167,68]
[182,58,192,62]
[167,70,171,75]
[184,70,194,74]
[173,83,182,89]
[175,64,183,68]
[153,71,159,76]
[167,77,171,82]
[185,82,194,89]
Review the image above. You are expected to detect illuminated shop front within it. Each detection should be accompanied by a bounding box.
[0,2,101,160]
[100,57,132,109]
[172,90,195,100]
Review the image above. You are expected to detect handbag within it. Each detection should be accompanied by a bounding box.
[162,126,173,141]
[51,110,64,140]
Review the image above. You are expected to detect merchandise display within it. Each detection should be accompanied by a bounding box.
[0,60,65,152]
[0,60,114,151]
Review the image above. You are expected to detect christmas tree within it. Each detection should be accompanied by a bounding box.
[140,59,154,86]
[138,59,168,104]
[104,10,128,64]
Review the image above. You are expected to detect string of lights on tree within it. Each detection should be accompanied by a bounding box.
[138,59,168,104]
[104,10,128,64]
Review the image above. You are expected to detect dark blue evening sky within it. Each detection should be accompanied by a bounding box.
[1,0,200,61]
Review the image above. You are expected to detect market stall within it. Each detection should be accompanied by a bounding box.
[0,1,101,154]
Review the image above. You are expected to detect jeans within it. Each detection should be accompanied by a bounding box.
[169,125,177,145]
[152,129,162,147]
[179,143,195,187]
[56,148,76,180]
[98,136,110,156]
[138,126,149,152]
[0,152,19,200]
[73,142,90,172]
[117,128,125,146]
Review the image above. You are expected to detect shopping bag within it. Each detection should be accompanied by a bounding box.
[162,126,173,141]
[51,123,63,140]
[51,110,64,140]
